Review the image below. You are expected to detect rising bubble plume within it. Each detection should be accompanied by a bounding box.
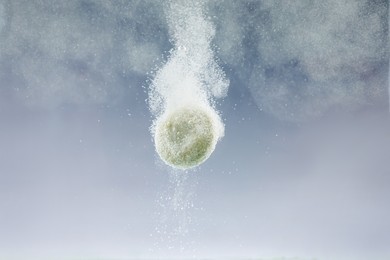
[149,0,229,169]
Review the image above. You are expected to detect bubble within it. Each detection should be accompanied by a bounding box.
[154,105,223,169]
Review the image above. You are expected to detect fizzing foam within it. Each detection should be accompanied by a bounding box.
[149,0,229,169]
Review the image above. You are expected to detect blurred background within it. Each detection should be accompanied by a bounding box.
[0,0,389,259]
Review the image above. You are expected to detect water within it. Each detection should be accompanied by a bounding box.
[152,169,199,256]
[0,0,388,259]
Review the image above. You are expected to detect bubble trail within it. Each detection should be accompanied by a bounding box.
[149,0,229,169]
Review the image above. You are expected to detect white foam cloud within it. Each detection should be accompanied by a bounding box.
[0,1,5,36]
[210,0,389,121]
[0,0,388,121]
[0,0,167,108]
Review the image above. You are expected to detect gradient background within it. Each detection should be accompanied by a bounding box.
[0,0,389,259]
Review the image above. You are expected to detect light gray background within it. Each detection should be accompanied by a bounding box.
[0,0,389,259]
